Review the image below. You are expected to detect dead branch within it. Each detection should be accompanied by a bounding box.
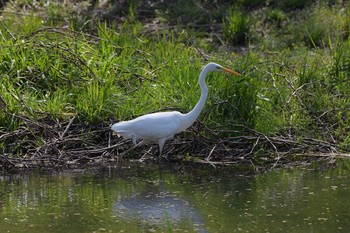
[0,112,345,170]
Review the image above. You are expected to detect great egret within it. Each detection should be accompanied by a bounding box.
[111,62,241,161]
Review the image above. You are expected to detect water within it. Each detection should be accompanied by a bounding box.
[0,159,350,233]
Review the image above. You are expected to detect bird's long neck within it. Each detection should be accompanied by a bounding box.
[182,68,209,130]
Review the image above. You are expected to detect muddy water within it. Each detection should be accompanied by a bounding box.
[0,159,349,232]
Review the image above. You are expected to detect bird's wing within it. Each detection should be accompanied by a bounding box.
[124,111,183,141]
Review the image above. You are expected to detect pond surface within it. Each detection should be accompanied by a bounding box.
[0,159,350,233]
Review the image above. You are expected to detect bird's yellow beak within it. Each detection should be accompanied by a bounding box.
[221,67,241,76]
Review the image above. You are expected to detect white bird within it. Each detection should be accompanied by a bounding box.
[111,62,241,161]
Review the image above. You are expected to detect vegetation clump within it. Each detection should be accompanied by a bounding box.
[0,0,350,169]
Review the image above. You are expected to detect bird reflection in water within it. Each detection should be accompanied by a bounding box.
[112,176,208,232]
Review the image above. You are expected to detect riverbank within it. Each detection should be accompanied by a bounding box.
[1,0,350,170]
[0,114,347,170]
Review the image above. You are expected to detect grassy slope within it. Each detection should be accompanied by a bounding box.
[0,0,350,167]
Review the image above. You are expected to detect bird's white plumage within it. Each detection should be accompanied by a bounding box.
[111,62,241,160]
[112,111,184,144]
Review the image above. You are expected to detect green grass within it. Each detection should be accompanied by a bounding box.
[223,6,251,45]
[1,0,350,159]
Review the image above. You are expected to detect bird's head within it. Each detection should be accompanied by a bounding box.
[205,62,241,76]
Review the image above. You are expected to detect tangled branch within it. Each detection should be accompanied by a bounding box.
[0,112,342,170]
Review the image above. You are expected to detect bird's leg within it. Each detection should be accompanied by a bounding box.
[158,139,165,165]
